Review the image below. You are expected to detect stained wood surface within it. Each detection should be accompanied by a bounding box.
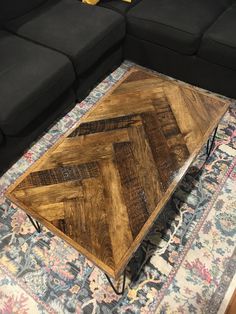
[225,289,236,314]
[6,68,230,279]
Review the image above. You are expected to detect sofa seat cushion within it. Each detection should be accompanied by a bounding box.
[98,0,142,15]
[198,5,236,71]
[127,0,231,55]
[0,0,47,24]
[6,0,125,76]
[0,31,75,136]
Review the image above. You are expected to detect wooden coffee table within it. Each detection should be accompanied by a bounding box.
[6,67,229,293]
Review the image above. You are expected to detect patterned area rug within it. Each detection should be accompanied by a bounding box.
[0,61,236,314]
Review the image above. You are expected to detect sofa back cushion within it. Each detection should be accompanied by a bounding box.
[0,0,48,23]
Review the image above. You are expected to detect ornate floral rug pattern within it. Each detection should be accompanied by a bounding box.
[0,62,236,314]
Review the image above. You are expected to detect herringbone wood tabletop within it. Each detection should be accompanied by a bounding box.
[6,68,230,279]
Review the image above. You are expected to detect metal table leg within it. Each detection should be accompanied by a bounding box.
[206,126,218,161]
[27,214,41,233]
[105,269,126,295]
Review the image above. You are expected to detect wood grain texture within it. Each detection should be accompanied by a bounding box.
[225,289,236,314]
[6,67,230,279]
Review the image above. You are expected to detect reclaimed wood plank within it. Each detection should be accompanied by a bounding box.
[141,112,176,190]
[127,125,163,213]
[100,159,133,265]
[113,141,150,238]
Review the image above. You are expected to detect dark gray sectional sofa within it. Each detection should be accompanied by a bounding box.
[0,0,235,175]
[125,0,236,100]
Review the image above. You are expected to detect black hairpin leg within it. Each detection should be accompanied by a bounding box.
[105,269,126,295]
[27,214,41,233]
[206,126,218,161]
[128,240,152,283]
